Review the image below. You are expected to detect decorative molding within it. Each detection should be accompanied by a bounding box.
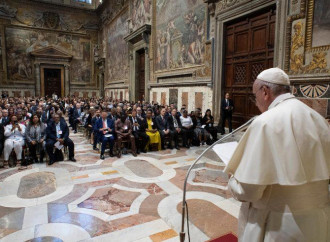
[30,45,73,60]
[305,0,330,53]
[300,84,329,98]
[215,0,251,15]
[124,24,151,45]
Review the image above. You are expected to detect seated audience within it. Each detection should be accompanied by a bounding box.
[4,114,26,168]
[115,113,137,157]
[156,108,174,150]
[192,109,210,146]
[167,108,181,149]
[96,110,115,159]
[202,109,218,143]
[145,109,161,151]
[26,114,46,163]
[129,109,149,154]
[46,114,76,165]
[180,110,194,148]
[92,109,101,151]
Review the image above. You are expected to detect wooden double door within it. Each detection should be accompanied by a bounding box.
[44,68,61,98]
[224,7,276,127]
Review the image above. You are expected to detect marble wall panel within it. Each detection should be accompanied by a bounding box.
[152,92,157,103]
[169,89,178,106]
[182,92,188,106]
[161,92,166,105]
[195,92,203,110]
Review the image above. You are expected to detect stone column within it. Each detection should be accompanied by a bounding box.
[64,64,70,97]
[99,72,104,98]
[35,63,41,97]
[144,46,150,102]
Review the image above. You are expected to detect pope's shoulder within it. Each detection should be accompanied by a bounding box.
[251,98,328,129]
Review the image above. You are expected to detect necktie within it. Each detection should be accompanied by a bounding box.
[103,120,106,134]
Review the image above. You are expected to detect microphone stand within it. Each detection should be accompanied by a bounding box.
[179,116,258,242]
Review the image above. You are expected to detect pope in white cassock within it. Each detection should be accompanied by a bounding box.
[224,68,330,241]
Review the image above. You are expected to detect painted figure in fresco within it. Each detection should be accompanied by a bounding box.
[26,32,48,52]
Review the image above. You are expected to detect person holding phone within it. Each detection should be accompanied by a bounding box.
[3,115,26,168]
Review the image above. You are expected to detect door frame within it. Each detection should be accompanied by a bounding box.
[41,65,65,97]
[212,0,288,123]
[135,48,146,101]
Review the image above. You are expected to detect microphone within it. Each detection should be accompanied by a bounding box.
[179,116,258,242]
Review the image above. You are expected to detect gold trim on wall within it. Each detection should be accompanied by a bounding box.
[305,0,330,52]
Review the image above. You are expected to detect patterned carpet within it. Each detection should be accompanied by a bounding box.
[0,131,240,241]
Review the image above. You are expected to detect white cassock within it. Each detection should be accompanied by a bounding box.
[224,93,330,242]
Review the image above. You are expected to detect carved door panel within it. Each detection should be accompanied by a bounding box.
[224,7,276,127]
[137,49,145,101]
[44,69,61,98]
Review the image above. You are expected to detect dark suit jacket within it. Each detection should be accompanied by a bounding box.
[167,115,182,130]
[0,123,4,144]
[73,108,82,120]
[128,116,147,132]
[92,116,101,133]
[0,117,9,126]
[46,120,70,143]
[41,111,52,124]
[221,98,234,113]
[155,115,169,131]
[96,118,115,137]
[146,118,157,130]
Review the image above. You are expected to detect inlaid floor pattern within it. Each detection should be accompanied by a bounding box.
[0,131,240,242]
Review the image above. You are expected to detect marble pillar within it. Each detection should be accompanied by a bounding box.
[35,63,41,97]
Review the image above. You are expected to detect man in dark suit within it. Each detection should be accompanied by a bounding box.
[96,110,115,159]
[129,109,149,154]
[68,104,74,128]
[41,105,53,125]
[136,107,146,119]
[72,103,82,133]
[91,109,101,151]
[0,109,9,126]
[156,108,174,150]
[221,92,234,134]
[46,114,76,165]
[167,108,181,149]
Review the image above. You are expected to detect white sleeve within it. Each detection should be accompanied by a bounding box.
[4,125,12,137]
[228,176,267,203]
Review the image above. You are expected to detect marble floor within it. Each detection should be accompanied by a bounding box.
[0,131,240,242]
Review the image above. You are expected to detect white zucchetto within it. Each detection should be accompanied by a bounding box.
[257,67,290,86]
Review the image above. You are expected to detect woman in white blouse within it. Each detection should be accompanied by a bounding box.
[3,114,26,168]
[180,110,194,148]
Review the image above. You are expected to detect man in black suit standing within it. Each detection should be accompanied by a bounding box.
[221,92,234,134]
[156,108,174,150]
[167,108,181,150]
[46,114,76,165]
[129,109,149,154]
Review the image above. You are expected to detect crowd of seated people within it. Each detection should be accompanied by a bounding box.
[0,95,219,168]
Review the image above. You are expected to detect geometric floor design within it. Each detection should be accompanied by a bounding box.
[0,132,240,242]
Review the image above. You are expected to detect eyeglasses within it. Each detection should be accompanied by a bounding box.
[250,86,267,103]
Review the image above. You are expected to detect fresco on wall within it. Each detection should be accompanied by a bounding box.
[312,0,330,47]
[130,0,151,31]
[107,11,128,82]
[6,27,91,82]
[71,37,91,83]
[156,0,206,71]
